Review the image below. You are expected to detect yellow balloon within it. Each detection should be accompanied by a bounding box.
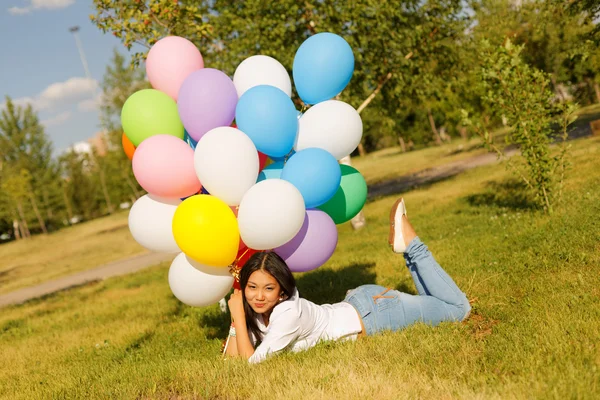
[172,195,239,267]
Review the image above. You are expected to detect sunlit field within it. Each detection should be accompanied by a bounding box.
[1,135,598,399]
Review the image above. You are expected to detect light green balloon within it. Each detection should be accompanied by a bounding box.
[121,89,184,146]
[318,164,368,224]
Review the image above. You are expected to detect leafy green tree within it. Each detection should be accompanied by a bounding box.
[100,49,150,131]
[91,0,212,67]
[59,150,101,221]
[98,49,147,205]
[471,0,600,105]
[569,0,600,41]
[462,39,573,213]
[0,98,63,237]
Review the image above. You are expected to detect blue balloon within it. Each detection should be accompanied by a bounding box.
[257,161,284,183]
[200,186,210,195]
[293,33,354,105]
[281,148,341,208]
[184,129,197,150]
[235,85,298,158]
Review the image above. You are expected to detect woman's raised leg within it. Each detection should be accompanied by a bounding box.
[389,200,470,322]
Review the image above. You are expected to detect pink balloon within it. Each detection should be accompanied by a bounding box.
[132,135,201,198]
[274,209,338,272]
[146,36,204,101]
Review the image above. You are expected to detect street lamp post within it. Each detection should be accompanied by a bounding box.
[69,26,95,88]
[68,26,114,214]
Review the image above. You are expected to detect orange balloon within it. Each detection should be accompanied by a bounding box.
[122,133,136,160]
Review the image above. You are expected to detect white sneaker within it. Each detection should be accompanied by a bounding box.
[388,198,408,253]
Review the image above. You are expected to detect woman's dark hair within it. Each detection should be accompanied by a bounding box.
[239,251,296,343]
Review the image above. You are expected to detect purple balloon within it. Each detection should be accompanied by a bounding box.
[177,68,238,142]
[275,209,338,272]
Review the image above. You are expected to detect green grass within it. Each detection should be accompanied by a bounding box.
[1,135,599,399]
[0,210,145,295]
[352,137,487,185]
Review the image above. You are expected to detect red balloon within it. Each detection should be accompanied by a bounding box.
[237,248,260,269]
[230,206,247,252]
[233,248,260,290]
[258,151,268,171]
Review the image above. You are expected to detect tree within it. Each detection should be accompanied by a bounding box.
[59,150,100,221]
[100,49,150,131]
[0,98,63,237]
[97,49,148,205]
[91,0,212,67]
[471,0,600,105]
[569,0,600,41]
[462,39,573,213]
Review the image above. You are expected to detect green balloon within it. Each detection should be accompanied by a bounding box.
[318,164,367,224]
[121,89,184,146]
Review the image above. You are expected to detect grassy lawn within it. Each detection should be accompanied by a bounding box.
[352,137,487,185]
[1,135,598,399]
[0,213,146,295]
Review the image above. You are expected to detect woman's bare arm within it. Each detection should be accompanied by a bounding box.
[224,334,239,357]
[228,289,255,360]
[232,318,255,359]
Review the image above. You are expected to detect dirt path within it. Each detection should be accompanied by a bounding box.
[367,147,518,199]
[0,252,175,308]
[0,146,521,309]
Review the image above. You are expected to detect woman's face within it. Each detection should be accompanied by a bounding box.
[244,269,282,314]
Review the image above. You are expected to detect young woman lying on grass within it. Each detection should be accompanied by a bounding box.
[224,198,471,363]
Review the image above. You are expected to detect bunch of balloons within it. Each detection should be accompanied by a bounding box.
[123,33,368,308]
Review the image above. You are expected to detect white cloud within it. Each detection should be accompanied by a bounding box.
[41,111,72,127]
[8,0,74,15]
[9,77,98,112]
[78,92,104,112]
[70,141,92,154]
[0,96,35,110]
[7,6,30,15]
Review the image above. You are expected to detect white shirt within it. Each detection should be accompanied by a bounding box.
[248,288,363,363]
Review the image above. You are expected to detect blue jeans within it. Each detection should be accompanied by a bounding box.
[344,237,470,336]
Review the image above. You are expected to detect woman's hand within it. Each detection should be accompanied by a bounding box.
[228,289,245,322]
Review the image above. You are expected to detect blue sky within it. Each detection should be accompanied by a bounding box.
[0,0,131,154]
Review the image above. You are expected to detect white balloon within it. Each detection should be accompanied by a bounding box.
[168,253,234,307]
[233,55,292,98]
[194,127,259,206]
[238,179,305,250]
[128,195,181,253]
[295,100,363,160]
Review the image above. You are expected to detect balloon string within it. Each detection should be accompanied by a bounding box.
[283,148,294,164]
[228,247,250,281]
[237,247,250,263]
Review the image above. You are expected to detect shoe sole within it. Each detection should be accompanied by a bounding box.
[388,197,404,248]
